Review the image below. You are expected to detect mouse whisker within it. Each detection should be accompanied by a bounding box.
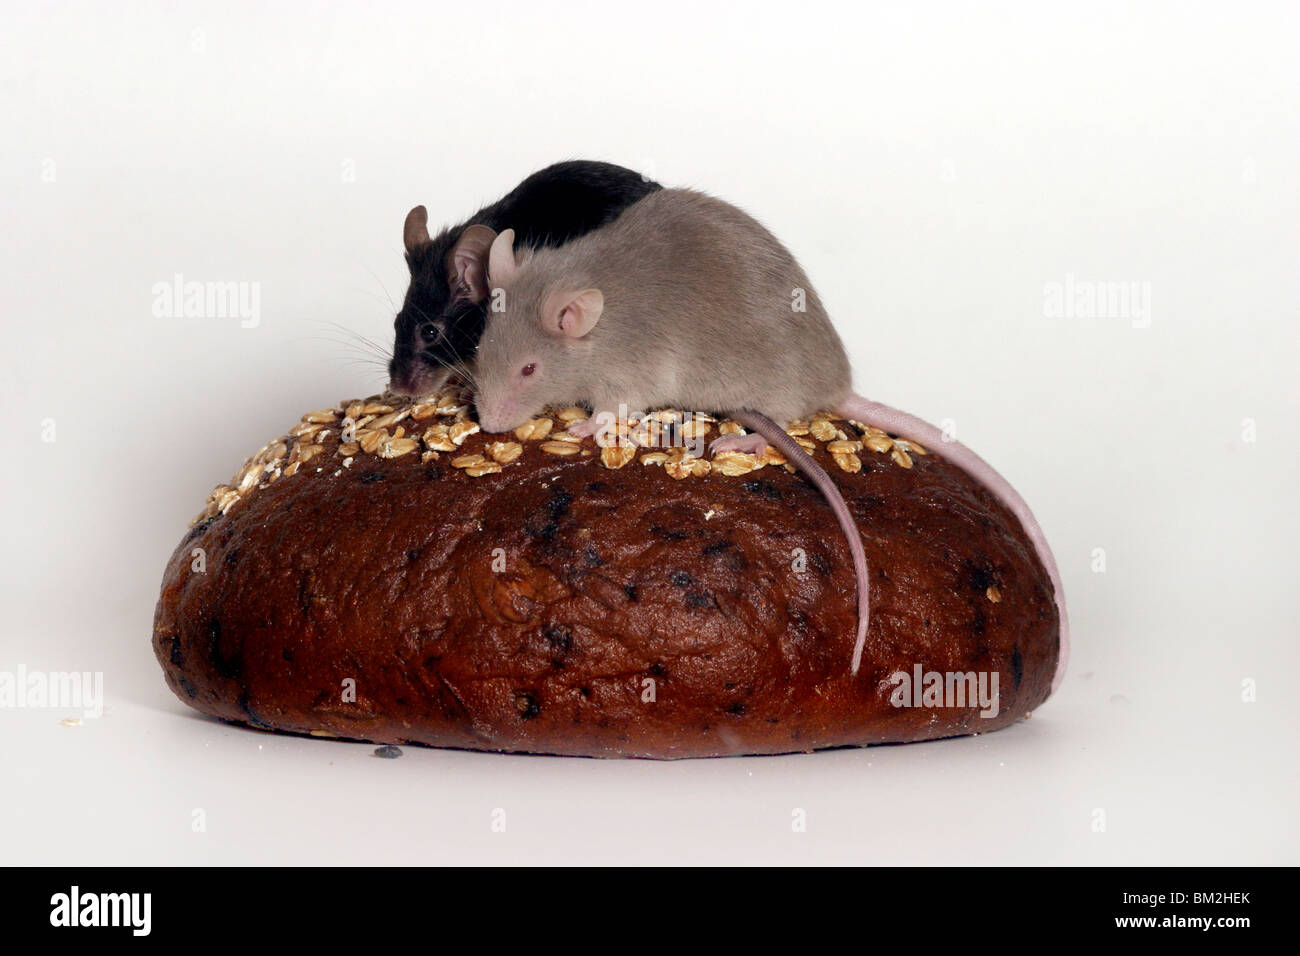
[320,321,391,356]
[359,265,398,312]
[303,335,387,362]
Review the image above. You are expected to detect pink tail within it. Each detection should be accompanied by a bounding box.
[731,410,872,675]
[836,394,1069,694]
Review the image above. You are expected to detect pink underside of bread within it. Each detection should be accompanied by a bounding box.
[836,395,1069,696]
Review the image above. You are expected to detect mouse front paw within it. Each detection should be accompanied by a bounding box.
[565,417,602,438]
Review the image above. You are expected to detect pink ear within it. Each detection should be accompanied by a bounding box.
[487,228,517,284]
[543,289,605,338]
[445,224,497,302]
[403,205,430,253]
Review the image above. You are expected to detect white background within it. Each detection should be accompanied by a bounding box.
[2,1,1296,865]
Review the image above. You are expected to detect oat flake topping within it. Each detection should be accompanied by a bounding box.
[190,385,926,526]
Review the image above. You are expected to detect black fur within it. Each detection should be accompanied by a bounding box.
[390,160,662,390]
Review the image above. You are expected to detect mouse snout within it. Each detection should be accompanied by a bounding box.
[475,396,522,435]
[386,368,425,398]
[388,361,449,399]
[476,407,508,434]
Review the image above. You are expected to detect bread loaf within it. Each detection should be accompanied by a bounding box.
[152,391,1060,758]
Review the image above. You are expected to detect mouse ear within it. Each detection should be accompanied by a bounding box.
[403,205,431,253]
[543,289,604,338]
[487,228,518,284]
[445,224,496,302]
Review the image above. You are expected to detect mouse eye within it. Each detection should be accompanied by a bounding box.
[520,363,536,377]
[418,322,440,343]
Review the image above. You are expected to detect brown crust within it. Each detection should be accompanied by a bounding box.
[152,397,1059,758]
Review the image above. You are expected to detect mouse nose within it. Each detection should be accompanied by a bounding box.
[388,368,427,397]
[476,403,504,434]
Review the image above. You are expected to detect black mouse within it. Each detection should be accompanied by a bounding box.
[388,160,661,395]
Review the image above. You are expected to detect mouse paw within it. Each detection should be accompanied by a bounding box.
[565,418,601,438]
[709,433,768,457]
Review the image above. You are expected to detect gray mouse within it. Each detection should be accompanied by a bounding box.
[473,188,1067,685]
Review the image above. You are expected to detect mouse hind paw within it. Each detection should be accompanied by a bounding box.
[709,433,768,457]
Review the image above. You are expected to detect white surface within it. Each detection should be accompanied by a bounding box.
[2,0,1296,865]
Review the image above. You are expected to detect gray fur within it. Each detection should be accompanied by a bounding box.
[473,188,852,430]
